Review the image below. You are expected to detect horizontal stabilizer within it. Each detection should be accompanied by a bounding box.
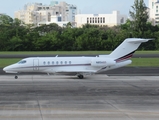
[127,38,154,43]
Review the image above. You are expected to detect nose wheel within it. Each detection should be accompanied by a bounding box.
[78,74,84,79]
[15,75,18,79]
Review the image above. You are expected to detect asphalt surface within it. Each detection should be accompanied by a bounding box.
[0,75,159,120]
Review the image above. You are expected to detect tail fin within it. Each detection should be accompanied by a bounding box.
[109,38,153,62]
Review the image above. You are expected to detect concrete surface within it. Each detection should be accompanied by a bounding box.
[0,75,159,120]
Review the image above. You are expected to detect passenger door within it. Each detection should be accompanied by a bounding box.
[33,59,39,71]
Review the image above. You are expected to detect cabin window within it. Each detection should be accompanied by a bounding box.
[48,61,50,65]
[65,61,67,64]
[52,61,54,65]
[61,61,63,64]
[18,60,27,64]
[56,61,58,65]
[43,61,46,65]
[69,61,71,64]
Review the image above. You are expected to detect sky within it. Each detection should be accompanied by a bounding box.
[0,0,148,18]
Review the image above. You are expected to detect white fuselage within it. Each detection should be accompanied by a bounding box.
[3,57,132,75]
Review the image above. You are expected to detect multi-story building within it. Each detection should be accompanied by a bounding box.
[149,0,159,25]
[75,11,127,27]
[14,1,77,26]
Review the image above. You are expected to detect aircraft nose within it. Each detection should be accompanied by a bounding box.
[3,66,10,72]
[3,66,8,71]
[3,65,18,73]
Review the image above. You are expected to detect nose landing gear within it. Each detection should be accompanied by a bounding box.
[77,74,84,79]
[15,75,18,79]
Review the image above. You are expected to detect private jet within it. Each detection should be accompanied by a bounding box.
[3,38,152,79]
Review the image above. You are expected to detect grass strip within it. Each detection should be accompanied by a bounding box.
[129,58,159,67]
[0,51,158,55]
[0,58,21,68]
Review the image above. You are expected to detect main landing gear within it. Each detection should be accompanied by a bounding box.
[77,74,84,79]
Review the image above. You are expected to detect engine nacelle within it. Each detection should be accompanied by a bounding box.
[91,58,116,67]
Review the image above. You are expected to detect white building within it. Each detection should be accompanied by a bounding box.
[38,15,69,27]
[149,0,159,25]
[75,11,127,27]
[14,1,77,26]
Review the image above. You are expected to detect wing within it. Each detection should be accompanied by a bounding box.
[43,68,97,75]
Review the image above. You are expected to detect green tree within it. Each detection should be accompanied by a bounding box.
[66,22,72,28]
[34,23,62,35]
[129,0,149,37]
[0,14,13,25]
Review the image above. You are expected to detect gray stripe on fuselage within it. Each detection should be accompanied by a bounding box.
[12,63,92,69]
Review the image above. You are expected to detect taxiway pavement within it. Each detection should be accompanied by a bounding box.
[0,75,159,120]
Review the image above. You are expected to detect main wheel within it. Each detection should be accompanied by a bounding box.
[15,76,18,79]
[78,75,84,79]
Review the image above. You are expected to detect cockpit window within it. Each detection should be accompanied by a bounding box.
[18,60,27,64]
